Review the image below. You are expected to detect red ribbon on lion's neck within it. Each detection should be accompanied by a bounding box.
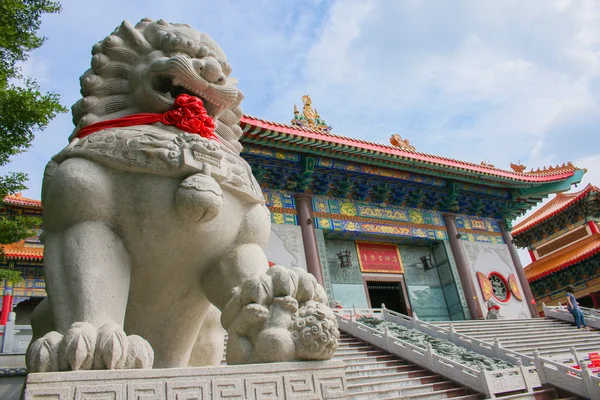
[75,94,219,141]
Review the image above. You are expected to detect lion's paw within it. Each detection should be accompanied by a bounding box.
[26,323,154,372]
[223,266,339,364]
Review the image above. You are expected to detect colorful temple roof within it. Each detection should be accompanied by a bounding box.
[524,233,600,281]
[512,184,600,237]
[239,116,583,188]
[2,240,44,261]
[2,193,42,209]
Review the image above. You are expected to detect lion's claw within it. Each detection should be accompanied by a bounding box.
[26,323,154,372]
[224,266,339,364]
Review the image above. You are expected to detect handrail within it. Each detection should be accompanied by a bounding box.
[335,311,534,397]
[339,306,533,366]
[0,320,32,354]
[533,349,600,399]
[543,303,600,329]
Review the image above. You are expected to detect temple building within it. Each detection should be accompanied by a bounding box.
[0,96,586,323]
[0,193,45,324]
[512,183,600,314]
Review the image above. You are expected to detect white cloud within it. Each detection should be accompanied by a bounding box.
[261,0,600,180]
[4,0,600,213]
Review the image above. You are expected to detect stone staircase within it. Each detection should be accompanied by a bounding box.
[336,331,483,399]
[222,327,581,399]
[431,318,600,360]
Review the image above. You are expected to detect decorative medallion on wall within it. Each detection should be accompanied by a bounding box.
[488,272,510,303]
[356,241,403,274]
[508,274,523,301]
[477,271,493,301]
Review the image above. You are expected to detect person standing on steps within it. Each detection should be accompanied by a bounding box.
[565,286,589,330]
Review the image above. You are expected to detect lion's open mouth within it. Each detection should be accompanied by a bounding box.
[152,75,219,117]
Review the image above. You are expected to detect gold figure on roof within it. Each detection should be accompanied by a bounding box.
[291,95,332,132]
[390,134,416,151]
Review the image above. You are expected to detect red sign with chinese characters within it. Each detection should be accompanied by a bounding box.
[356,241,403,274]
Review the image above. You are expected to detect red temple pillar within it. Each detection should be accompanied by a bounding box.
[588,220,599,234]
[528,249,537,262]
[293,193,324,286]
[591,291,600,309]
[498,220,539,318]
[0,283,13,326]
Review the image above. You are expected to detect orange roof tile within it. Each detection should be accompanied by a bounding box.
[3,193,42,209]
[2,240,43,261]
[512,184,600,236]
[524,233,600,281]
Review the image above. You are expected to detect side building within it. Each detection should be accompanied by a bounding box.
[0,193,45,325]
[512,184,600,314]
[0,98,586,323]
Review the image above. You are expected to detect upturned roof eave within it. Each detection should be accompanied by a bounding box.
[512,183,598,237]
[240,118,580,188]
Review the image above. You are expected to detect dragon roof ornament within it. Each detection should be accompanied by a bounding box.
[390,134,416,151]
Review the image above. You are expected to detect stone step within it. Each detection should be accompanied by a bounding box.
[493,388,563,400]
[345,363,428,375]
[343,359,411,371]
[452,325,578,336]
[439,322,569,331]
[335,345,380,353]
[462,330,583,341]
[494,333,600,345]
[348,373,443,392]
[334,349,389,358]
[501,340,600,352]
[346,369,435,385]
[433,318,567,327]
[349,383,470,400]
[510,342,600,355]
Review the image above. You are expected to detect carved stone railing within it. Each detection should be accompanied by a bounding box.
[533,347,600,399]
[335,310,535,398]
[543,303,600,329]
[338,306,533,365]
[0,315,32,354]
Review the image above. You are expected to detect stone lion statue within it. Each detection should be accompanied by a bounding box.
[485,299,502,320]
[26,18,338,372]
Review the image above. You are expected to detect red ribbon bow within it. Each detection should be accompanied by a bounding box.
[75,94,218,141]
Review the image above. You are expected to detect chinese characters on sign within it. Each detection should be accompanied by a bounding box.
[356,241,403,274]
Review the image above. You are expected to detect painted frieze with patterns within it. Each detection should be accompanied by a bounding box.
[454,215,505,244]
[316,157,446,187]
[263,188,297,225]
[312,196,447,241]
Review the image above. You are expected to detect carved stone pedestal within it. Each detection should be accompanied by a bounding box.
[24,361,348,400]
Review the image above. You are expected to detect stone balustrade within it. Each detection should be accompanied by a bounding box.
[334,308,537,398]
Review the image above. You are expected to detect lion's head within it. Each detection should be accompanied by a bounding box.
[72,18,244,152]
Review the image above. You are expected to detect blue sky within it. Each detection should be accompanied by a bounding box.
[3,0,600,265]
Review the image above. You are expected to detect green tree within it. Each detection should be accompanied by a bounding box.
[0,0,65,273]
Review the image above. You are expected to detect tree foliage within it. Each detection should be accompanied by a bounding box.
[0,268,23,285]
[0,0,65,256]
